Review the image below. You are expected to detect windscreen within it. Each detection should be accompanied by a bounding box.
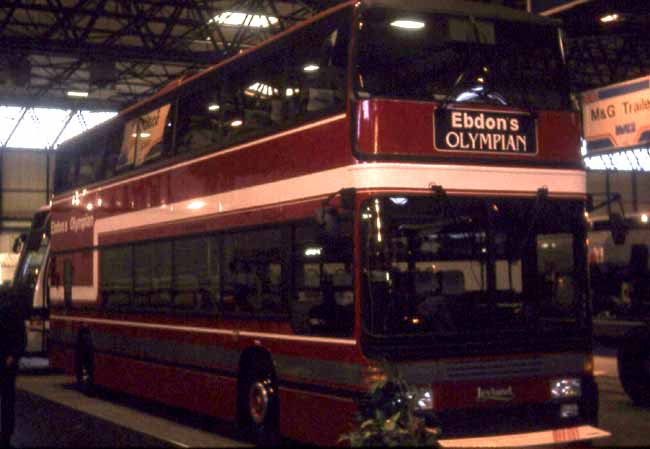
[14,213,49,288]
[361,196,588,342]
[356,7,570,110]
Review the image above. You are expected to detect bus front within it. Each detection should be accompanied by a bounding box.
[351,1,608,445]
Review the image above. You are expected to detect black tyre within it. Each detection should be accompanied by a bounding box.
[617,325,650,406]
[238,362,280,445]
[74,330,95,396]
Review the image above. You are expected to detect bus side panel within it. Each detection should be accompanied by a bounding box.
[93,353,238,420]
[279,387,357,446]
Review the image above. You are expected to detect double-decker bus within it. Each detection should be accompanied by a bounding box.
[47,0,609,445]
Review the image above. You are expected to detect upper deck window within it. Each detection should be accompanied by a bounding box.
[174,7,351,155]
[119,104,173,170]
[53,7,352,195]
[355,7,570,111]
[54,122,122,193]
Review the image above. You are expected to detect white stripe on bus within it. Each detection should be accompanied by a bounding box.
[49,314,357,346]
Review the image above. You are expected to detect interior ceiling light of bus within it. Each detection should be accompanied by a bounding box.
[209,11,278,28]
[583,148,650,172]
[600,13,619,23]
[390,19,426,30]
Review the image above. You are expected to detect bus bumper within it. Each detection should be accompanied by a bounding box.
[436,425,610,447]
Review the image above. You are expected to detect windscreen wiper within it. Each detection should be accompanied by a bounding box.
[514,187,549,257]
[431,185,485,290]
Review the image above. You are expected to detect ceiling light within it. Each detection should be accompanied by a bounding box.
[208,104,220,111]
[303,64,320,73]
[390,19,425,30]
[600,13,619,23]
[230,119,243,127]
[67,91,89,98]
[246,82,277,97]
[209,11,278,28]
[642,213,649,224]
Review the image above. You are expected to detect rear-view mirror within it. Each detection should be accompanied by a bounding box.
[12,234,26,254]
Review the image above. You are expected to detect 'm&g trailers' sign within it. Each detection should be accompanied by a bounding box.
[434,108,537,155]
[581,76,650,155]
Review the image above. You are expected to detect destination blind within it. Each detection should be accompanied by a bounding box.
[434,108,537,155]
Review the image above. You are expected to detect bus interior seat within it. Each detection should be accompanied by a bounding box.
[115,151,133,173]
[439,270,465,295]
[415,271,441,296]
[303,66,343,113]
[141,143,165,165]
[151,277,172,306]
[174,275,199,308]
[331,270,352,287]
[242,109,272,132]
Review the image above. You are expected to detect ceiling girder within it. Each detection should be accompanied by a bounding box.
[0,35,218,65]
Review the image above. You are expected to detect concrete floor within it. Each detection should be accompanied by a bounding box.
[14,372,249,448]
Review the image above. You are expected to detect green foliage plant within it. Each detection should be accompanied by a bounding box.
[340,363,440,447]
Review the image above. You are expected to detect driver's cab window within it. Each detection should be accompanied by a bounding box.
[291,219,353,337]
[537,233,575,315]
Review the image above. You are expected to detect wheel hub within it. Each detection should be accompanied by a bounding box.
[249,381,270,424]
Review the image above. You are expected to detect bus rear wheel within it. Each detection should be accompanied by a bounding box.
[75,330,95,396]
[618,325,650,406]
[238,364,280,445]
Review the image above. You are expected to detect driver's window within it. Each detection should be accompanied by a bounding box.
[537,233,575,314]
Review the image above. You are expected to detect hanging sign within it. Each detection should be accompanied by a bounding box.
[581,76,650,155]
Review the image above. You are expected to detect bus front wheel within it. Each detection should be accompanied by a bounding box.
[618,325,650,406]
[238,362,280,445]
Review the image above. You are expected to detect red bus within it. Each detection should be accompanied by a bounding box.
[47,0,609,445]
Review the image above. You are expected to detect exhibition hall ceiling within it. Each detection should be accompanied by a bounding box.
[0,0,646,112]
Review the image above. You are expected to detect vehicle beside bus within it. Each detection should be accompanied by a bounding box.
[588,213,650,406]
[47,0,608,445]
[2,207,51,355]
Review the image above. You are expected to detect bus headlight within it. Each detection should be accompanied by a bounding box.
[408,386,434,411]
[550,378,581,399]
